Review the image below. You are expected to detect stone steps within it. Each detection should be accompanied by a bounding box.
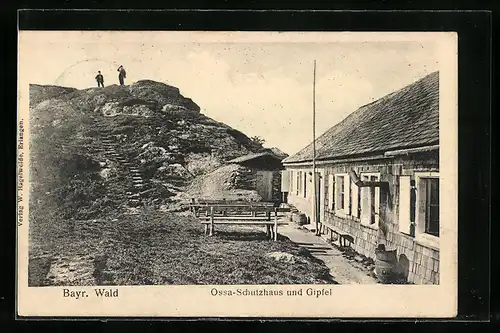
[92,119,150,209]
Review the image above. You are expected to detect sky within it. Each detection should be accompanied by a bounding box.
[19,31,442,155]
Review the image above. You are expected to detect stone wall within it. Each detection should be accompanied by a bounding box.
[323,212,439,284]
[286,150,440,284]
[231,166,283,203]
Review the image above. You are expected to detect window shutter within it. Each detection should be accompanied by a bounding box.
[334,176,339,211]
[351,182,359,218]
[343,175,350,215]
[328,175,334,210]
[399,176,411,234]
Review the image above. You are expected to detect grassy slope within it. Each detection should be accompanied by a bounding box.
[29,210,332,286]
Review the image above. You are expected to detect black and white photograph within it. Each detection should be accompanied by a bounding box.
[17,30,458,317]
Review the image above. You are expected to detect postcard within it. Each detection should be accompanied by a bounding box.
[17,30,458,318]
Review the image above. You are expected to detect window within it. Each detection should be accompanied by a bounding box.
[360,173,380,227]
[339,177,345,210]
[369,175,377,225]
[414,172,440,249]
[334,174,350,215]
[424,178,439,237]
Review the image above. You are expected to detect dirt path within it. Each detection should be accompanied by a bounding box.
[279,224,377,284]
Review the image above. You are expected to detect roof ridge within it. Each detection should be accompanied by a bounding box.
[283,71,439,163]
[355,71,439,111]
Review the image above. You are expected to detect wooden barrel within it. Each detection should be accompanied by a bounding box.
[292,212,308,225]
[374,248,398,283]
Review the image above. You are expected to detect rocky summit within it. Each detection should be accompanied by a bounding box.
[29,80,264,221]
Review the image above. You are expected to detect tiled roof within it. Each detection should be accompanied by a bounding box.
[226,152,284,164]
[283,71,439,164]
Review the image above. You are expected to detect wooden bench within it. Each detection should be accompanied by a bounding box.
[194,203,290,241]
[189,201,276,217]
[326,225,355,247]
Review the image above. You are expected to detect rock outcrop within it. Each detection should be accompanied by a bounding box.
[29,80,263,220]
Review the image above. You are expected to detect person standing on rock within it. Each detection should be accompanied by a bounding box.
[117,65,127,85]
[95,71,104,87]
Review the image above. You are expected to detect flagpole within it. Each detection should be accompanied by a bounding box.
[312,60,318,235]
